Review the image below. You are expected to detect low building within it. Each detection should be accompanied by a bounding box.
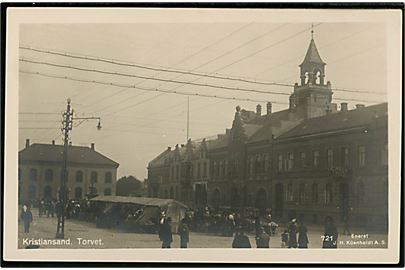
[18,139,119,204]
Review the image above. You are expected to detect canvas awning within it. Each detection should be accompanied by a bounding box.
[90,195,188,209]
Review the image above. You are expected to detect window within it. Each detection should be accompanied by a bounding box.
[341,147,349,167]
[313,151,320,168]
[203,162,207,178]
[288,153,294,171]
[197,163,201,178]
[90,171,98,184]
[212,161,217,177]
[176,165,180,179]
[358,145,366,167]
[278,154,283,171]
[264,154,270,172]
[29,168,37,181]
[312,184,319,203]
[286,183,293,201]
[45,169,53,182]
[301,152,306,168]
[218,161,223,177]
[325,183,333,204]
[356,182,365,205]
[75,170,83,183]
[327,149,334,168]
[170,166,174,180]
[381,143,388,166]
[105,172,112,183]
[75,187,83,199]
[298,183,305,204]
[104,188,112,196]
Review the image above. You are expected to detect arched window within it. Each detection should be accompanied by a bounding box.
[105,172,112,183]
[104,188,112,196]
[327,149,334,168]
[164,189,168,199]
[76,171,83,183]
[29,168,37,181]
[325,183,333,204]
[28,185,36,200]
[45,169,53,182]
[298,183,305,204]
[170,186,174,199]
[357,182,365,205]
[44,186,52,199]
[74,187,83,199]
[212,189,221,208]
[312,184,319,203]
[286,183,293,201]
[91,171,98,184]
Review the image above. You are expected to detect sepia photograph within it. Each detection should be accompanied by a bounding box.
[2,5,403,265]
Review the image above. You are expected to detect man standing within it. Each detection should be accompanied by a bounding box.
[232,227,251,248]
[159,217,173,248]
[178,218,190,248]
[255,227,270,248]
[20,204,33,233]
[287,218,298,248]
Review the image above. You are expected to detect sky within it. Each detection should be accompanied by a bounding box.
[18,20,387,180]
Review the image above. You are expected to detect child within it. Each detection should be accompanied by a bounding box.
[281,229,289,248]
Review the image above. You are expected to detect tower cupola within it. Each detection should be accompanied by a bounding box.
[299,33,326,86]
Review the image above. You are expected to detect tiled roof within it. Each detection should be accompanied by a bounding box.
[19,143,119,167]
[300,38,326,66]
[277,103,387,139]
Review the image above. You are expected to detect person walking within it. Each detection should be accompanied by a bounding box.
[287,218,298,248]
[178,218,190,248]
[342,213,351,235]
[298,221,309,248]
[322,216,338,248]
[255,227,270,248]
[232,227,251,248]
[20,204,33,233]
[281,229,289,248]
[159,217,173,248]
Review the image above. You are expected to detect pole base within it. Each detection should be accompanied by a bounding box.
[55,232,64,239]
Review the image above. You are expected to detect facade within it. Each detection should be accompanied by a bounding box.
[19,140,119,203]
[147,139,210,208]
[147,36,388,229]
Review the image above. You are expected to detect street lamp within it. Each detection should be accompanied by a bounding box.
[55,98,102,239]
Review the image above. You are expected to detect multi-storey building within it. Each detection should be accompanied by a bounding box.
[147,139,210,208]
[147,35,388,228]
[18,140,119,203]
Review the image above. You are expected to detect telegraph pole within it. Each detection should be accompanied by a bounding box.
[186,96,190,141]
[55,98,102,239]
[56,98,73,239]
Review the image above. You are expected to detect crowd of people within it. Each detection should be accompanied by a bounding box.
[20,200,339,249]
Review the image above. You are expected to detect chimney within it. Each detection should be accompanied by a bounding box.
[167,146,171,151]
[52,140,55,145]
[25,139,30,148]
[356,104,365,109]
[256,104,262,117]
[69,141,72,146]
[289,95,297,112]
[340,102,348,112]
[266,102,272,115]
[91,143,95,150]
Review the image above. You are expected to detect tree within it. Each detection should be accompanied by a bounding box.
[115,176,143,196]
